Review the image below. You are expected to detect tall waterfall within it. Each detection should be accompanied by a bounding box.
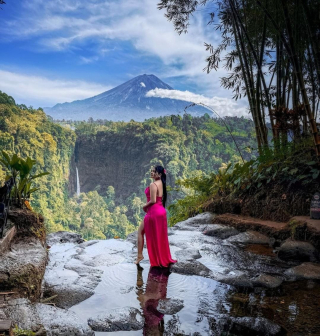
[76,167,80,196]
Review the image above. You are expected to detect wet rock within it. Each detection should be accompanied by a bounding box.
[219,273,253,289]
[3,298,93,335]
[44,264,102,309]
[44,245,103,309]
[226,230,270,246]
[4,298,43,333]
[175,248,201,261]
[78,240,99,248]
[0,238,47,300]
[158,298,184,315]
[211,316,286,336]
[203,224,239,239]
[44,285,95,310]
[47,231,84,245]
[170,260,212,277]
[284,262,320,281]
[278,240,319,262]
[173,212,215,231]
[251,274,283,288]
[36,303,94,335]
[88,307,144,332]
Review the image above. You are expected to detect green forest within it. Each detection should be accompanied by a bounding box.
[0,90,257,239]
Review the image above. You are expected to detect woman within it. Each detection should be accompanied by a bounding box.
[135,165,177,267]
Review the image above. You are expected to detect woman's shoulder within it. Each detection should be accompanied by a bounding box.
[150,181,161,188]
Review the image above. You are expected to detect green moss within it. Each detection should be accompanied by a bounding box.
[13,325,36,336]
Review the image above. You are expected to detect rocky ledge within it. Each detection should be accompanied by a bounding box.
[0,212,319,335]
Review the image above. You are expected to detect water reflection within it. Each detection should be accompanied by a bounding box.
[136,265,171,336]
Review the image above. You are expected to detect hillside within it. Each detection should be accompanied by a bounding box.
[0,91,257,239]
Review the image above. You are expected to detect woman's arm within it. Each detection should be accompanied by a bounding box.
[143,183,157,212]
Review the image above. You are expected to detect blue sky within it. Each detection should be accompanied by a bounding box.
[0,0,248,116]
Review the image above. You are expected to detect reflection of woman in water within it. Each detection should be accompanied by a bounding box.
[136,266,171,335]
[135,165,177,267]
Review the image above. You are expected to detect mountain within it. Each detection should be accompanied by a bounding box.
[44,74,209,121]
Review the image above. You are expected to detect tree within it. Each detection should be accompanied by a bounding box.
[158,0,320,157]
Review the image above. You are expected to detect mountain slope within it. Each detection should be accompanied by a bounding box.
[45,74,208,121]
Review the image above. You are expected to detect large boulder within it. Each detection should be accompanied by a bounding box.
[170,260,212,277]
[3,299,94,336]
[175,248,201,261]
[37,304,94,335]
[278,240,319,262]
[3,298,44,333]
[251,274,283,289]
[210,316,286,336]
[0,238,47,300]
[226,230,270,246]
[173,212,215,231]
[47,231,84,245]
[43,261,103,309]
[203,224,239,239]
[284,262,320,281]
[88,307,144,332]
[158,298,184,315]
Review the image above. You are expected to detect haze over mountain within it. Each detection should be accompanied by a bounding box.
[44,74,209,121]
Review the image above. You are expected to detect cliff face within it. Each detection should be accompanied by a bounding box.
[70,131,179,200]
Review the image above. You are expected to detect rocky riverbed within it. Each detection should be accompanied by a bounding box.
[2,212,320,335]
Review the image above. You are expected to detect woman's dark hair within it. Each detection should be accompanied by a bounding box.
[154,165,167,208]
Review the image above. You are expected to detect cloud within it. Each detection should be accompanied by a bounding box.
[0,70,109,107]
[2,0,226,92]
[146,88,250,118]
[1,0,248,111]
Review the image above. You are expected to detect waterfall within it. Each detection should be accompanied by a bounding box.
[76,167,80,196]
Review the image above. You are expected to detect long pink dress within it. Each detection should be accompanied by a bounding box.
[144,184,177,267]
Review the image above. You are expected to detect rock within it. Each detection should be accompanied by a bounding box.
[36,303,94,335]
[211,316,286,336]
[219,273,253,289]
[46,231,84,245]
[126,231,138,245]
[158,298,184,315]
[284,262,320,281]
[88,307,144,332]
[44,264,102,309]
[175,248,201,261]
[4,298,43,333]
[226,230,270,246]
[251,274,283,288]
[78,240,99,248]
[0,238,48,300]
[126,231,146,247]
[203,224,239,239]
[43,244,103,309]
[44,285,95,310]
[170,260,212,277]
[4,299,93,335]
[278,240,319,262]
[173,212,215,231]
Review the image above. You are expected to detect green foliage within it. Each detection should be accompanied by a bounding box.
[169,137,320,223]
[0,151,50,207]
[0,91,76,232]
[13,325,35,336]
[0,90,257,238]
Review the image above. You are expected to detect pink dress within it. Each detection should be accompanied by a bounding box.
[144,184,177,267]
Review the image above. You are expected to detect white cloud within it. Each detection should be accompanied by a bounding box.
[0,70,109,107]
[1,0,248,110]
[146,88,250,118]
[2,0,226,93]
